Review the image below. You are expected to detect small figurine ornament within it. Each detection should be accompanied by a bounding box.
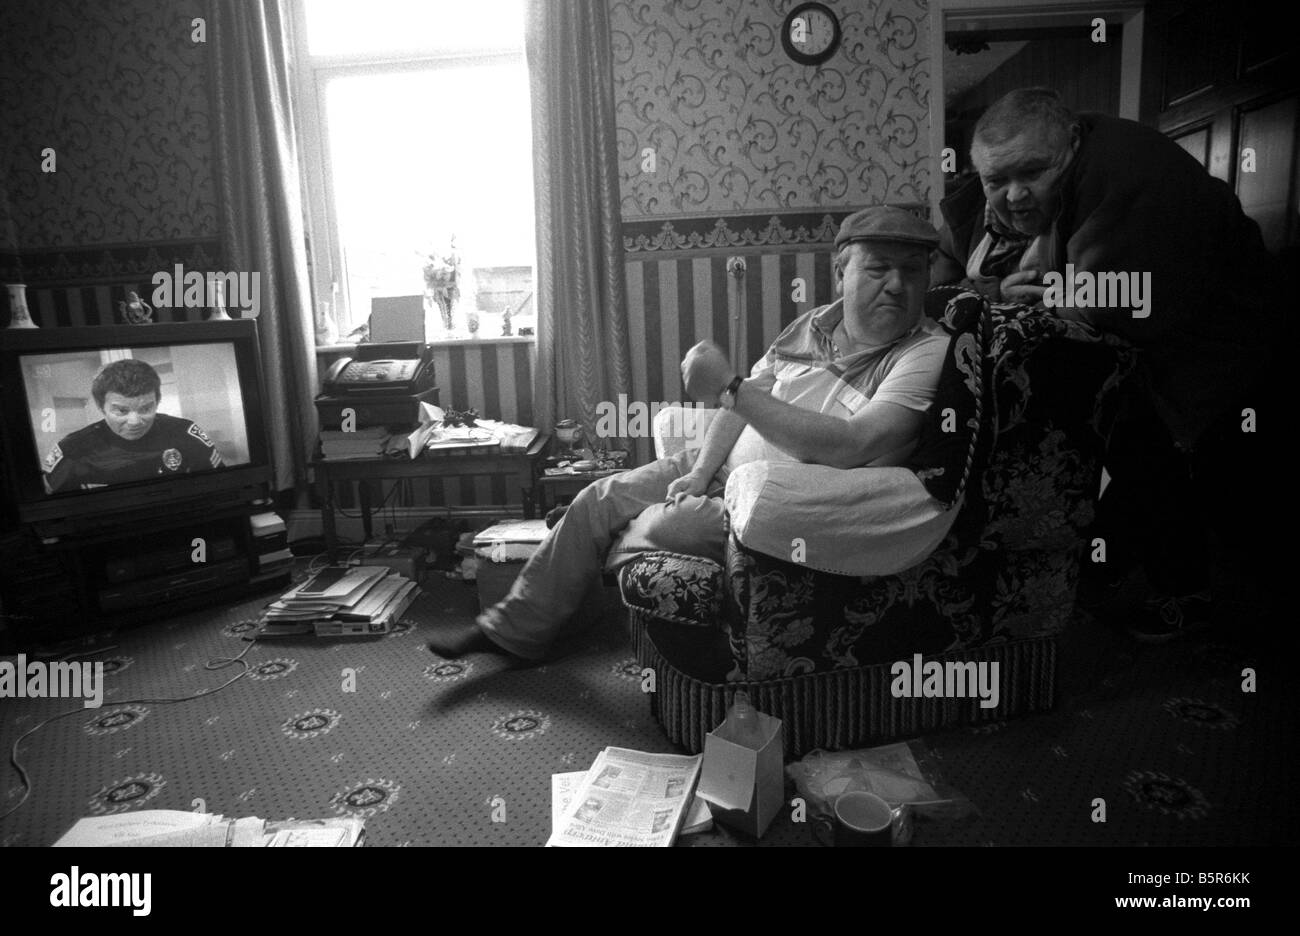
[119,291,153,324]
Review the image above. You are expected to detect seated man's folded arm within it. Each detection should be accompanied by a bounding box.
[732,391,926,469]
[734,333,946,469]
[842,400,929,467]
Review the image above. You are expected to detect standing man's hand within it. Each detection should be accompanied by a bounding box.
[1000,269,1046,306]
[681,341,735,406]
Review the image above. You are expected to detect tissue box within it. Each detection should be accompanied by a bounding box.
[695,706,784,838]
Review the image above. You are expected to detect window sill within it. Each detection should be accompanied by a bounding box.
[315,334,535,355]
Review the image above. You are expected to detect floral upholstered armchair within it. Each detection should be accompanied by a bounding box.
[618,287,1134,756]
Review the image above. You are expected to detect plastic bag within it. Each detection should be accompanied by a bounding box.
[787,740,978,826]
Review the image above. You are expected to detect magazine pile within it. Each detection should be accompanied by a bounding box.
[548,747,710,847]
[402,402,539,458]
[256,564,419,637]
[54,810,364,847]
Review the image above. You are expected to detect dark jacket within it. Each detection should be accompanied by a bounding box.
[934,113,1281,447]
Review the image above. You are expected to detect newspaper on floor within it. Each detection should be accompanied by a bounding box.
[552,771,712,838]
[546,747,704,847]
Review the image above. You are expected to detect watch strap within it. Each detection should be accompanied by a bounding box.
[720,375,743,409]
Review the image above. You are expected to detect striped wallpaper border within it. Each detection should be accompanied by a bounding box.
[620,206,930,255]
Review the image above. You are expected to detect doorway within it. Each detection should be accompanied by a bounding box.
[927,1,1147,219]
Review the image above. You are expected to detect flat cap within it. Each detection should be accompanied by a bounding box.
[834,206,939,251]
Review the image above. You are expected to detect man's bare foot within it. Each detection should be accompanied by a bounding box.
[427,619,500,658]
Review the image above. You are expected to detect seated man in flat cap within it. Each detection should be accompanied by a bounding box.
[429,206,955,660]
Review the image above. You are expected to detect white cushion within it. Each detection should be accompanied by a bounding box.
[723,461,959,578]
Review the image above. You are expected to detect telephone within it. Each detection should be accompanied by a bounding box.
[323,357,433,394]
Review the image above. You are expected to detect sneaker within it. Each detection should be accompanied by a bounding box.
[1127,590,1214,644]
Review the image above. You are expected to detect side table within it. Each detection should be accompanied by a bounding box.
[536,468,631,514]
[314,433,551,557]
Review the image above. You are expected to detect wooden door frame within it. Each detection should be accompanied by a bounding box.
[928,0,1148,223]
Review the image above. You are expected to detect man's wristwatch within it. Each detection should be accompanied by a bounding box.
[718,375,744,410]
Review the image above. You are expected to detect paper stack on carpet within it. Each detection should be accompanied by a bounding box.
[257,564,419,637]
[53,810,364,847]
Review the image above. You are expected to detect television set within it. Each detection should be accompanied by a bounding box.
[0,321,273,536]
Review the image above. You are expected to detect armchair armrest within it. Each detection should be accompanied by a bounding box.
[653,406,718,459]
[723,461,959,578]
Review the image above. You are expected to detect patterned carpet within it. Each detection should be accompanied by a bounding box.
[2,566,1295,847]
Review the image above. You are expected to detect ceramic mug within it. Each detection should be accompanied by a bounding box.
[812,791,895,847]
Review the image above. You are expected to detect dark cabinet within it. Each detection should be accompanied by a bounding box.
[1142,0,1299,255]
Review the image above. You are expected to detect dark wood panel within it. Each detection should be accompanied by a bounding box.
[1237,93,1300,253]
[1239,15,1289,76]
[1160,3,1219,108]
[1142,1,1299,254]
[1172,125,1211,168]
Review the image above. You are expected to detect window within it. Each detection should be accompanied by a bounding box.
[291,0,536,344]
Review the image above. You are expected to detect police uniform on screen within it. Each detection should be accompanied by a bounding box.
[43,413,224,492]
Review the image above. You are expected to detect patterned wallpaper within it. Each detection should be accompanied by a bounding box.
[609,0,931,219]
[0,0,218,249]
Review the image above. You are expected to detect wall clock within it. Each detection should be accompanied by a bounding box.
[781,2,842,67]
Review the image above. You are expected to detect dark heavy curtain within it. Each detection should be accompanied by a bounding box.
[526,0,633,448]
[210,0,317,492]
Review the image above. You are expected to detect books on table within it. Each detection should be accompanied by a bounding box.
[320,427,391,460]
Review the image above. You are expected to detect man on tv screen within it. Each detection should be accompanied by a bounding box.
[42,359,224,493]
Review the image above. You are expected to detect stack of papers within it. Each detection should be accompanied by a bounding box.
[400,403,538,458]
[53,810,365,847]
[475,419,540,452]
[472,519,549,545]
[257,565,419,636]
[320,427,391,460]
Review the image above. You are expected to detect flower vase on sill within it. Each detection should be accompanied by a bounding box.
[422,237,461,339]
[427,292,456,336]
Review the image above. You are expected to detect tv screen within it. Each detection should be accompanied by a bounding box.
[0,322,272,531]
[21,343,251,493]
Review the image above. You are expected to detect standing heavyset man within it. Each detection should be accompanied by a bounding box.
[933,87,1282,642]
[428,206,957,661]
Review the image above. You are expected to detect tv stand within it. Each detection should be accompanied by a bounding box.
[1,495,287,644]
[29,482,272,544]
